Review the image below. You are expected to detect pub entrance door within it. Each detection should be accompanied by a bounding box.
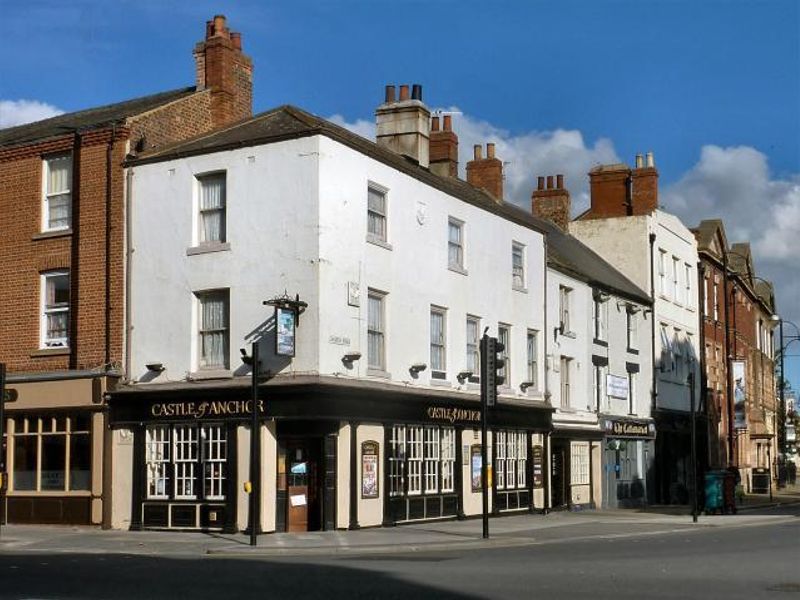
[276,429,337,533]
[550,441,569,509]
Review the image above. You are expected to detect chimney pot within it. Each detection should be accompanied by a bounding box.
[399,85,410,101]
[486,143,495,159]
[635,153,644,169]
[213,15,227,36]
[230,32,241,50]
[556,174,564,189]
[443,114,452,132]
[646,151,655,168]
[431,116,440,131]
[546,175,554,190]
[385,85,396,103]
[537,176,545,191]
[473,144,483,160]
[412,84,422,101]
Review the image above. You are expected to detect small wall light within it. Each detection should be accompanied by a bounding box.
[145,362,165,373]
[457,370,473,384]
[342,351,362,365]
[409,363,427,375]
[520,381,535,392]
[240,348,253,366]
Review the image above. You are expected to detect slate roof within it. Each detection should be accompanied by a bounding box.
[131,105,652,304]
[0,87,198,147]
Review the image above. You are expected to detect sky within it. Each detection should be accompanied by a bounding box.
[1,0,799,390]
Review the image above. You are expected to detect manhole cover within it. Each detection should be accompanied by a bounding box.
[767,583,800,593]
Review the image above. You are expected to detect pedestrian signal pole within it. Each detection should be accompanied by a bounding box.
[479,333,505,539]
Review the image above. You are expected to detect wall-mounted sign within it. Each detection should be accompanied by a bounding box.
[425,406,481,425]
[532,444,544,488]
[732,360,747,429]
[150,399,264,419]
[347,281,360,307]
[361,440,379,499]
[276,306,296,357]
[603,418,655,439]
[606,374,629,399]
[471,445,483,492]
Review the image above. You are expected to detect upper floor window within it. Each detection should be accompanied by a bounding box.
[41,271,70,348]
[197,173,226,244]
[626,308,638,350]
[196,289,229,370]
[658,250,667,296]
[684,263,692,309]
[448,218,464,271]
[466,316,480,378]
[367,290,386,371]
[672,257,680,302]
[628,371,637,415]
[367,185,387,243]
[560,356,571,408]
[559,286,572,334]
[43,153,72,231]
[498,324,510,386]
[592,292,607,341]
[713,277,720,321]
[430,307,447,378]
[512,242,525,289]
[526,330,538,390]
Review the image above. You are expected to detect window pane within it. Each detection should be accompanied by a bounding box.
[199,174,226,243]
[47,154,71,194]
[46,273,70,306]
[368,294,384,369]
[41,435,66,491]
[199,291,228,369]
[48,194,71,229]
[13,436,37,491]
[69,433,91,491]
[430,311,445,372]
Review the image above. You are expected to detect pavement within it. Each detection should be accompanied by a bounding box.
[0,484,797,559]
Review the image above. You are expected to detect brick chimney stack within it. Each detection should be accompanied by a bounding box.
[532,174,571,230]
[585,152,659,219]
[194,15,253,127]
[429,114,458,177]
[466,143,503,202]
[375,84,431,167]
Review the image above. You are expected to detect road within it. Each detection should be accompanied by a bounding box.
[0,505,797,600]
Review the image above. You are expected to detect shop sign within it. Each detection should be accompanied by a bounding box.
[150,399,265,419]
[603,418,655,439]
[276,306,297,357]
[532,445,544,488]
[425,406,481,425]
[732,360,747,429]
[361,440,379,499]
[606,374,629,399]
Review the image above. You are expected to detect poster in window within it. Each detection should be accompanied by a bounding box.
[276,307,296,357]
[471,444,483,492]
[733,360,747,429]
[361,440,379,499]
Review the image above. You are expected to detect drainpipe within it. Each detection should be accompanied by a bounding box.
[105,123,117,370]
[543,236,551,513]
[649,233,657,412]
[69,132,82,370]
[124,164,134,381]
[697,262,707,470]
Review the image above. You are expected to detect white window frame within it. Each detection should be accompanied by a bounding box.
[42,153,72,232]
[626,309,638,350]
[406,426,423,495]
[658,249,667,296]
[40,270,70,348]
[423,427,440,494]
[367,290,386,371]
[196,289,230,370]
[430,307,447,377]
[672,256,680,303]
[560,356,571,408]
[526,330,538,389]
[628,371,637,415]
[511,242,525,290]
[389,426,406,497]
[173,424,199,500]
[440,428,455,493]
[367,184,388,243]
[203,424,227,500]
[466,316,480,378]
[196,172,227,245]
[684,263,692,309]
[498,324,510,386]
[559,286,572,334]
[713,276,720,321]
[593,293,607,341]
[447,217,465,271]
[146,425,170,499]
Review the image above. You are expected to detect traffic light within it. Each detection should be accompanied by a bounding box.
[480,334,505,407]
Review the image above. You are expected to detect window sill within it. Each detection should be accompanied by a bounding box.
[187,242,231,256]
[448,264,468,276]
[512,285,528,294]
[32,228,73,241]
[561,331,576,339]
[627,347,639,355]
[593,338,608,347]
[7,490,91,497]
[366,236,393,251]
[429,378,452,388]
[31,347,70,358]
[189,369,233,380]
[367,368,391,379]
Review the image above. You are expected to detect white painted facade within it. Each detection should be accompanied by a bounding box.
[570,209,700,414]
[128,134,547,397]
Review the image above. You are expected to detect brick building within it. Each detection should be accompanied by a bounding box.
[0,15,252,525]
[694,221,778,492]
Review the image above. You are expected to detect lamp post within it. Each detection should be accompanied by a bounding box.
[773,317,800,488]
[689,369,698,523]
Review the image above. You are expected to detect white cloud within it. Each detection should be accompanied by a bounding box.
[663,145,800,340]
[0,99,63,129]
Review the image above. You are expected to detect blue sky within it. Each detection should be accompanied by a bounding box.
[2,0,799,389]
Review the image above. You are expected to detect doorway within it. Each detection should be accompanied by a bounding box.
[551,441,569,509]
[277,438,322,532]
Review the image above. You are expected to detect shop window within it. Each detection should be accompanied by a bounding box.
[145,424,226,501]
[570,442,590,486]
[389,426,406,497]
[11,414,90,492]
[388,425,455,497]
[423,427,440,493]
[495,431,528,491]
